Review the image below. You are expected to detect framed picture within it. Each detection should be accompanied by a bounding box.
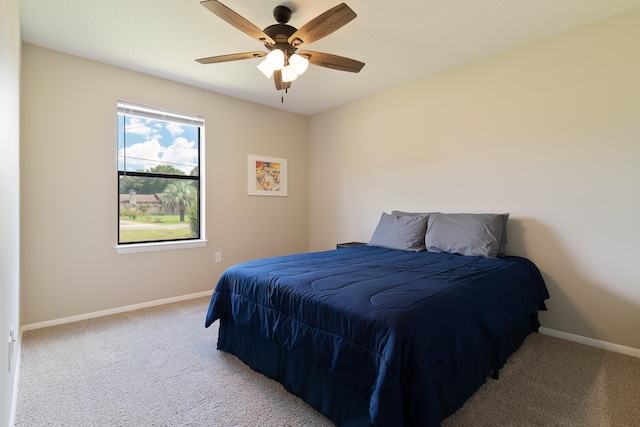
[247,154,288,196]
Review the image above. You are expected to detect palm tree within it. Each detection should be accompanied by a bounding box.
[162,181,196,222]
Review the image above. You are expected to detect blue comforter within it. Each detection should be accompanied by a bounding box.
[205,246,549,426]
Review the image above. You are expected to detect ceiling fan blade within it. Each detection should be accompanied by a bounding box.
[273,70,291,91]
[196,51,266,64]
[288,3,356,48]
[298,51,364,73]
[200,0,275,46]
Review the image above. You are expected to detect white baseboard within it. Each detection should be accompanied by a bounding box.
[21,290,213,332]
[19,295,639,356]
[539,327,640,358]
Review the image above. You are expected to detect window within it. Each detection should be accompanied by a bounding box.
[117,101,205,252]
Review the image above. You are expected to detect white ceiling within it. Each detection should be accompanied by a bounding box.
[19,0,640,116]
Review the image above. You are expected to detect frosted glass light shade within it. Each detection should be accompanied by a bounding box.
[257,59,275,78]
[266,49,285,69]
[281,65,298,82]
[289,54,309,75]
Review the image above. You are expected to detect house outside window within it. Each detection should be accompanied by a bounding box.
[116,101,206,253]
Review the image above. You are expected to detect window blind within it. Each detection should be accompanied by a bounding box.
[117,101,204,127]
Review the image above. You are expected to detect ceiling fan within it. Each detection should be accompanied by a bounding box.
[196,1,365,91]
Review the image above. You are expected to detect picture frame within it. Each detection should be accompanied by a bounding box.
[247,154,288,196]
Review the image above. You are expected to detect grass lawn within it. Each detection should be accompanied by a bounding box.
[119,228,195,243]
[122,214,189,225]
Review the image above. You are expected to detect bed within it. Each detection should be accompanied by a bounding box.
[205,213,550,426]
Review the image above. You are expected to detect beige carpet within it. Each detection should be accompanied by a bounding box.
[15,297,640,426]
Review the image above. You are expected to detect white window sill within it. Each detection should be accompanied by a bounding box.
[115,239,208,254]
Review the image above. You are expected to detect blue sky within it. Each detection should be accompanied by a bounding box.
[117,115,199,175]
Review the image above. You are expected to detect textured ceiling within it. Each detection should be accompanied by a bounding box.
[19,0,640,116]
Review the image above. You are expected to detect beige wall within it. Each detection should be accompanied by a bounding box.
[17,6,639,358]
[20,44,308,325]
[1,0,21,424]
[309,8,640,350]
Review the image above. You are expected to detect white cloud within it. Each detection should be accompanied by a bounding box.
[161,137,198,174]
[126,117,162,139]
[166,122,184,137]
[118,138,163,171]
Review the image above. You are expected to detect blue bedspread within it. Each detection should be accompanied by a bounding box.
[205,246,549,426]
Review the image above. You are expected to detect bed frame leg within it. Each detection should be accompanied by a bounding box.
[491,369,500,380]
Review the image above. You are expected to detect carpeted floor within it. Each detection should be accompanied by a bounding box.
[15,297,640,426]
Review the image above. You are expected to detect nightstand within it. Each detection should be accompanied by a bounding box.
[336,242,367,249]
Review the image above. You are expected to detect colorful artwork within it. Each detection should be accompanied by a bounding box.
[247,155,287,196]
[254,160,281,191]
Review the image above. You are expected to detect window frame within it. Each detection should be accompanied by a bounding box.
[115,101,207,254]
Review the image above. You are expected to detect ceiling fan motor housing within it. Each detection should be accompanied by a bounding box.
[264,23,297,58]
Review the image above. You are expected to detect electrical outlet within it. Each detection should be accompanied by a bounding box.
[215,252,222,263]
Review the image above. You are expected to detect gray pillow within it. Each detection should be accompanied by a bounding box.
[369,212,428,252]
[393,211,508,256]
[497,213,509,257]
[425,213,508,258]
[390,211,439,217]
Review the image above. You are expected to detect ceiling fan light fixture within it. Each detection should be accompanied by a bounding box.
[266,49,285,69]
[197,2,364,91]
[289,54,309,75]
[281,65,298,82]
[257,58,275,78]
